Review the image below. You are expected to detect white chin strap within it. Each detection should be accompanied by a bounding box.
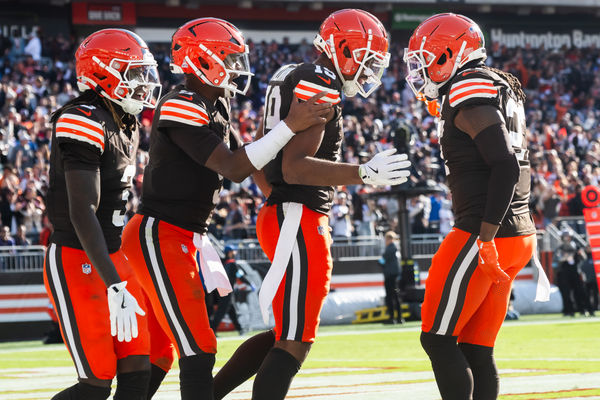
[120,100,143,115]
[342,81,360,97]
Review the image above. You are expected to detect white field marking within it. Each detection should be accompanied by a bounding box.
[3,368,600,400]
[218,315,600,339]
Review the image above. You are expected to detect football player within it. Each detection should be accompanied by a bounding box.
[404,13,544,399]
[44,29,161,400]
[213,9,411,400]
[119,18,332,400]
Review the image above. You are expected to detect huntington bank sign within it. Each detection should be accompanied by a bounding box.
[491,28,600,49]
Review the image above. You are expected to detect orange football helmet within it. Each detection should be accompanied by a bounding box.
[170,18,253,98]
[404,13,486,100]
[314,9,390,98]
[76,29,161,115]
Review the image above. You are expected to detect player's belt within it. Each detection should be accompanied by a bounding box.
[193,233,233,297]
[259,202,303,324]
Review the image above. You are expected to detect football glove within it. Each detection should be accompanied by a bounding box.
[107,281,145,342]
[476,239,510,284]
[358,149,411,186]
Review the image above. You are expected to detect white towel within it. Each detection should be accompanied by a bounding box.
[193,233,232,297]
[532,239,551,302]
[258,202,303,324]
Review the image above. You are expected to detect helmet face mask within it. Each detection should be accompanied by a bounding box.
[404,13,487,101]
[112,59,161,114]
[170,18,254,99]
[313,9,390,98]
[76,29,161,115]
[222,50,252,98]
[343,45,390,97]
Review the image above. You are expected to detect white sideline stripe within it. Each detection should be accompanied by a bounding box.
[587,221,600,227]
[0,298,49,308]
[47,243,87,379]
[0,312,50,322]
[436,241,479,335]
[448,84,496,99]
[161,105,208,120]
[159,114,206,127]
[56,132,103,152]
[0,285,46,294]
[450,92,497,107]
[59,113,102,130]
[330,274,383,283]
[286,240,301,340]
[163,98,207,114]
[144,217,196,357]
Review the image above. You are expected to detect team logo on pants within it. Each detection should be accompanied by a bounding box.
[81,263,92,275]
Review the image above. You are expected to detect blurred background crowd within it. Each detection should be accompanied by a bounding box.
[0,30,598,244]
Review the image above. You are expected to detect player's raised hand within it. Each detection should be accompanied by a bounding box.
[476,239,510,284]
[284,91,332,132]
[358,148,411,186]
[107,281,145,342]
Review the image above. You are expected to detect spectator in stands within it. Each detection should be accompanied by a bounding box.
[24,31,42,62]
[408,195,430,234]
[14,186,44,233]
[224,197,250,240]
[38,212,52,246]
[581,244,599,314]
[14,223,30,246]
[331,191,353,239]
[0,225,15,246]
[379,231,403,324]
[555,230,593,316]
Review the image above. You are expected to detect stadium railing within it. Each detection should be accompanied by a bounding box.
[0,220,583,272]
[0,245,46,272]
[225,234,445,264]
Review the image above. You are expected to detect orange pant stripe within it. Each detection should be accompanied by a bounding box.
[43,244,150,380]
[257,204,332,343]
[122,214,216,360]
[422,228,536,347]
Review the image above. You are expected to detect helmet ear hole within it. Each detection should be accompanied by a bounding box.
[437,53,447,65]
[198,57,210,70]
[342,46,351,58]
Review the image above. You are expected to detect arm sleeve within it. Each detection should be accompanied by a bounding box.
[60,141,101,171]
[473,123,520,225]
[164,125,223,166]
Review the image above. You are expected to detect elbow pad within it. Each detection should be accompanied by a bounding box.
[244,121,294,170]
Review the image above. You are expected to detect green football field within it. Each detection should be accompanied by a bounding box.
[1,314,599,399]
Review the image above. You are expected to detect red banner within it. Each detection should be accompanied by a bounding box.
[582,207,600,293]
[72,2,136,26]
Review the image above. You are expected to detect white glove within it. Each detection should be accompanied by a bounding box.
[107,281,145,342]
[358,149,411,186]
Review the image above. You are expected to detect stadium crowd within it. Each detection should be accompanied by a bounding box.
[0,30,597,244]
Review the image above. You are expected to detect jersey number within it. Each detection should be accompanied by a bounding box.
[314,65,336,80]
[112,164,136,227]
[505,97,527,160]
[265,85,281,131]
